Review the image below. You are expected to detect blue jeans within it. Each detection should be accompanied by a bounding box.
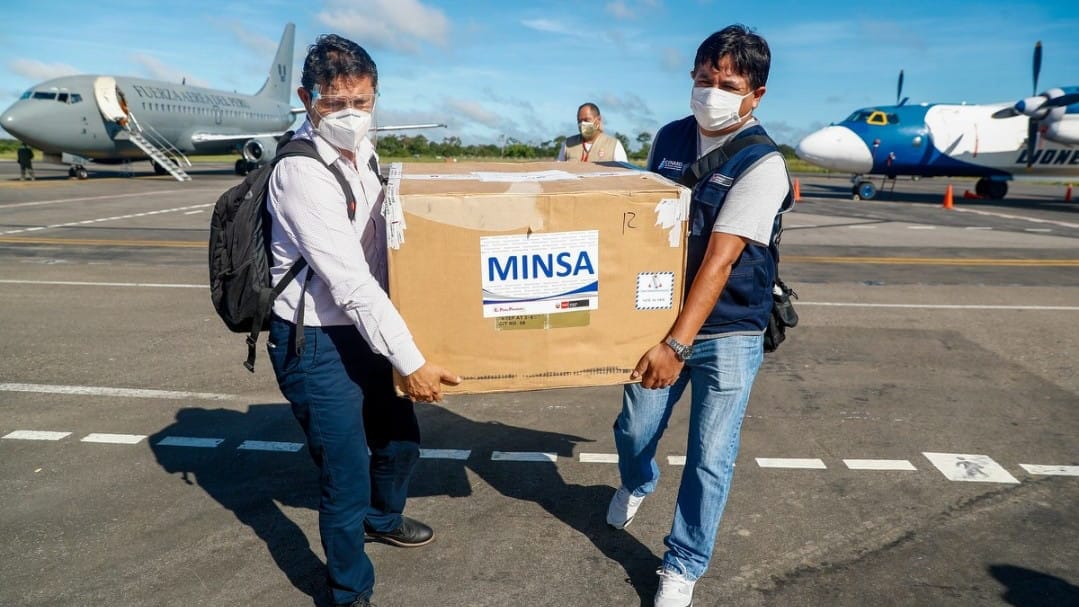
[613,334,763,581]
[268,316,421,605]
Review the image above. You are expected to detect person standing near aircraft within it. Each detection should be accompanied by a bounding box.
[265,34,460,607]
[557,102,628,162]
[16,142,34,180]
[605,25,792,607]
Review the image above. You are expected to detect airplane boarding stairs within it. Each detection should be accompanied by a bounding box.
[120,115,191,182]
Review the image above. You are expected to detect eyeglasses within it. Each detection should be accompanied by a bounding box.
[311,92,378,113]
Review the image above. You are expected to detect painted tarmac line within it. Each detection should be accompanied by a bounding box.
[843,459,918,471]
[420,449,472,460]
[238,440,304,452]
[1019,464,1079,477]
[667,455,687,466]
[0,279,205,289]
[797,302,1079,311]
[491,451,557,462]
[0,189,215,210]
[579,453,619,463]
[155,436,224,448]
[922,452,1020,484]
[0,203,214,235]
[183,210,203,215]
[756,458,827,469]
[964,226,994,230]
[0,382,235,401]
[81,433,146,445]
[952,207,1079,229]
[2,430,72,441]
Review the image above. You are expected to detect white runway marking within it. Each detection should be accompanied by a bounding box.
[797,302,1079,311]
[0,189,214,210]
[579,453,619,463]
[420,449,471,460]
[238,440,304,452]
[3,430,71,441]
[81,433,146,445]
[183,210,203,215]
[964,226,993,230]
[953,207,1079,229]
[156,436,224,448]
[0,382,235,401]
[756,458,827,469]
[1019,464,1079,476]
[923,452,1019,483]
[0,203,213,235]
[491,451,557,462]
[843,459,917,471]
[0,279,204,289]
[1024,228,1053,233]
[667,455,687,466]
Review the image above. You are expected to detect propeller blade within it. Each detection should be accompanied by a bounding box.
[1043,92,1079,108]
[896,69,904,106]
[1032,41,1042,95]
[1026,119,1038,168]
[991,107,1020,119]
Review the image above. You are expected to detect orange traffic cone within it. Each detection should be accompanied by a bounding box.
[793,178,801,202]
[942,184,954,209]
[1067,184,1073,202]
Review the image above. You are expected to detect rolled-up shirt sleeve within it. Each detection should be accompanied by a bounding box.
[269,157,426,376]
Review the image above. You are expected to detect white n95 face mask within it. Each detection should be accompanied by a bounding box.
[315,108,372,152]
[690,86,752,131]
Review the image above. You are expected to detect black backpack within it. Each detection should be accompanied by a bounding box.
[677,134,798,353]
[208,133,358,372]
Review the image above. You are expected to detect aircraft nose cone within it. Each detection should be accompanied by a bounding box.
[1,102,32,140]
[796,126,873,173]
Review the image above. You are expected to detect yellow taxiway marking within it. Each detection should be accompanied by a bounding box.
[784,255,1079,267]
[0,238,1076,267]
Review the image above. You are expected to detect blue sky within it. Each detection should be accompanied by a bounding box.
[2,0,1077,148]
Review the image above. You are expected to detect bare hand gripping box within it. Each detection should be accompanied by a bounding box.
[385,161,689,394]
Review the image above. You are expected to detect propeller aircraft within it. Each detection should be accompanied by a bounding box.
[795,42,1078,200]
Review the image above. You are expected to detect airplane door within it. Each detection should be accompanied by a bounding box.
[213,106,222,125]
[93,76,128,123]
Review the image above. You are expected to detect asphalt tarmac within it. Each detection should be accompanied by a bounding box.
[1,160,1077,607]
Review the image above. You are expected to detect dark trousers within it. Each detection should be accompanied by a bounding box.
[268,315,421,604]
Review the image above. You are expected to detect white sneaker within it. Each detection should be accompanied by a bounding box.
[654,568,695,607]
[606,486,645,529]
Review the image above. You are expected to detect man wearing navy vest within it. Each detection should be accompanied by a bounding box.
[605,25,793,607]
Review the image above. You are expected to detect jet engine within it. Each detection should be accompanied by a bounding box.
[1043,115,1079,145]
[242,136,278,164]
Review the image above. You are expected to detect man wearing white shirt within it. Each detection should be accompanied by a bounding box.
[557,102,628,162]
[265,34,459,607]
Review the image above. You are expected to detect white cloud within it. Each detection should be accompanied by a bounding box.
[318,0,449,55]
[7,58,80,82]
[444,98,503,129]
[130,54,210,87]
[606,1,635,20]
[660,47,684,72]
[224,22,277,56]
[521,18,584,38]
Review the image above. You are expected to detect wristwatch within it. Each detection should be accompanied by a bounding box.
[663,335,693,362]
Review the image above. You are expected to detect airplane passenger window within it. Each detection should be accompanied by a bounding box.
[32,91,57,100]
[887,113,900,123]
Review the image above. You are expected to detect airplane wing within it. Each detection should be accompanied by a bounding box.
[190,132,285,143]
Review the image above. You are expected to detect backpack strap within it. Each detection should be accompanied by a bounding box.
[677,134,775,189]
[243,137,362,369]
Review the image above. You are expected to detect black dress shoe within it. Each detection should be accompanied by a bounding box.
[364,515,434,547]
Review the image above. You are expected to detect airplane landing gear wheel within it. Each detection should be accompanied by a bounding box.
[69,165,88,179]
[853,180,877,200]
[152,160,168,176]
[975,178,1007,200]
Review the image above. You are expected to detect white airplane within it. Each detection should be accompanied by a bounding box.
[0,23,443,181]
[796,43,1079,200]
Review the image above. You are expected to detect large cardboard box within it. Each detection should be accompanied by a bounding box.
[385,161,688,394]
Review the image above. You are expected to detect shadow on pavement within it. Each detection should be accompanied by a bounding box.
[149,402,660,605]
[989,564,1079,606]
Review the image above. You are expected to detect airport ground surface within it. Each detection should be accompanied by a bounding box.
[1,160,1076,607]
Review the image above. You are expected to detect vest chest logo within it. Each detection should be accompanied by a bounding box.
[658,158,684,172]
[708,172,734,187]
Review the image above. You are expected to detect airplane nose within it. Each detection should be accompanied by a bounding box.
[796,126,873,173]
[1,102,31,140]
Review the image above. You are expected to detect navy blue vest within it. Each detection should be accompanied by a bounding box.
[650,116,792,335]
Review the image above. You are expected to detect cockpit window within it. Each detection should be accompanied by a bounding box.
[70,93,82,104]
[58,93,69,103]
[20,90,32,100]
[846,109,900,125]
[32,91,58,100]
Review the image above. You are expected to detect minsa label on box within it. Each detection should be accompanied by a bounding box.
[636,272,675,310]
[481,230,599,318]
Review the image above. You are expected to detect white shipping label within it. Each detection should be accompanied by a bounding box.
[636,272,674,310]
[481,230,599,318]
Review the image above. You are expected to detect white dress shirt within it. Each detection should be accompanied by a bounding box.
[267,120,425,376]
